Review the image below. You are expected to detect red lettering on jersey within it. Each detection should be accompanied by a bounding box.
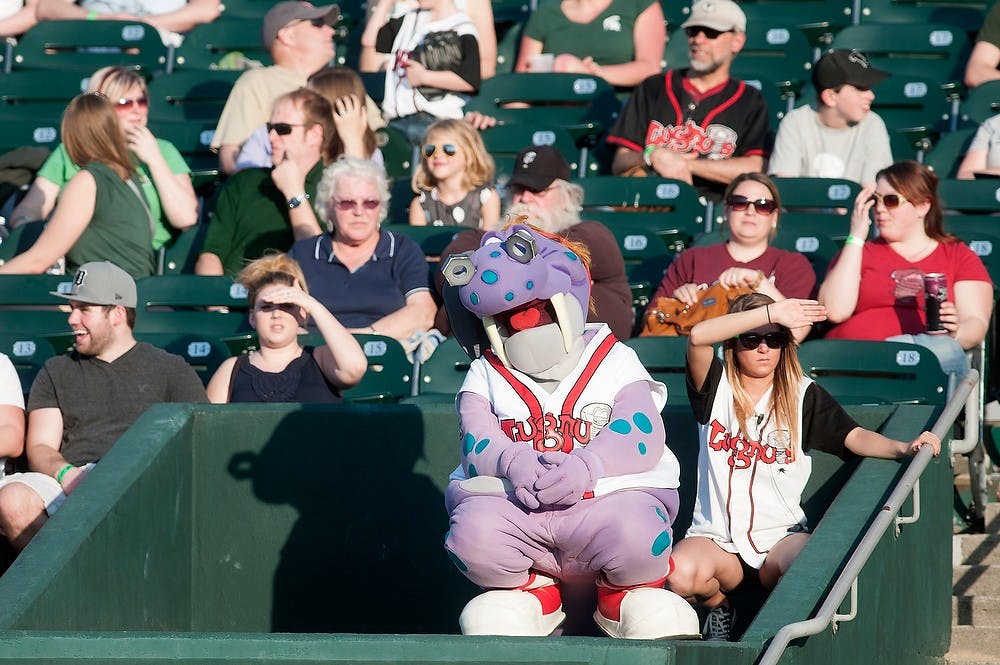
[706,419,784,467]
[645,120,737,159]
[499,413,596,452]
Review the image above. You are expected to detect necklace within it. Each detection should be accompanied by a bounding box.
[895,237,935,263]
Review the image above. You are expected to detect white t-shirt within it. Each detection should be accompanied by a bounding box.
[0,0,23,21]
[0,354,25,410]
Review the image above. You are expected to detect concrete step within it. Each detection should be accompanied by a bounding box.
[955,535,1000,566]
[953,595,1000,626]
[947,625,1000,662]
[988,503,1000,535]
[954,566,1000,597]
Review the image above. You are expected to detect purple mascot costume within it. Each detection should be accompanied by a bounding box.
[441,223,698,638]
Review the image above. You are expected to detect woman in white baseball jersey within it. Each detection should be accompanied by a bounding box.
[667,292,940,641]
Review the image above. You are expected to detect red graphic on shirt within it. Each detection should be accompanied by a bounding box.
[500,413,593,452]
[707,419,794,468]
[891,267,923,301]
[646,119,737,158]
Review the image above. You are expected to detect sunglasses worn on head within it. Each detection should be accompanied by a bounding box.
[115,96,148,110]
[726,195,779,214]
[423,143,458,158]
[334,198,380,212]
[736,332,789,350]
[868,192,908,209]
[685,26,730,39]
[267,122,307,136]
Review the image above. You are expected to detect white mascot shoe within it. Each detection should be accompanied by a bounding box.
[460,577,565,636]
[594,587,700,640]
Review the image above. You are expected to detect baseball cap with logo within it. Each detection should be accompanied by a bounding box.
[508,146,572,191]
[680,0,746,33]
[51,261,137,308]
[262,1,339,48]
[812,49,890,91]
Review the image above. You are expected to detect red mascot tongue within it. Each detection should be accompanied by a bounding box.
[509,307,541,332]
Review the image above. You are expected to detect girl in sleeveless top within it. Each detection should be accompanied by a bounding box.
[409,118,499,228]
[206,253,367,403]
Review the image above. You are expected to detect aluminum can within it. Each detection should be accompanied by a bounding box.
[923,272,948,334]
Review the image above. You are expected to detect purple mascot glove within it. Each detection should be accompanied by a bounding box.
[499,446,548,510]
[534,449,603,507]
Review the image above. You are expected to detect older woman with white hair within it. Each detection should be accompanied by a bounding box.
[288,157,437,346]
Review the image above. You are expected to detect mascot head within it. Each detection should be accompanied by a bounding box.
[442,222,592,375]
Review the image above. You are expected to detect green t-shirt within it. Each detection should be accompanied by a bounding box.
[36,139,192,250]
[67,162,155,279]
[200,162,324,277]
[523,0,655,67]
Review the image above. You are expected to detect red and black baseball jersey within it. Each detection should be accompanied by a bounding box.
[608,69,771,198]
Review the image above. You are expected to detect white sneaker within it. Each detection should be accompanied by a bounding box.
[702,605,735,641]
[459,588,565,636]
[593,587,700,639]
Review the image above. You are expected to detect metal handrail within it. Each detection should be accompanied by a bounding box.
[756,368,979,665]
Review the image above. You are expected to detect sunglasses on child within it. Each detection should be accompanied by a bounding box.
[726,195,779,214]
[736,332,789,350]
[423,143,459,158]
[867,192,909,209]
[115,96,148,110]
[267,122,307,136]
[334,198,381,212]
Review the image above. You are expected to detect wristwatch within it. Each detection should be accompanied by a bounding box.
[287,192,310,209]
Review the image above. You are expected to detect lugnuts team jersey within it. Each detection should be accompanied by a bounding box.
[607,69,771,200]
[452,324,681,494]
[685,357,856,568]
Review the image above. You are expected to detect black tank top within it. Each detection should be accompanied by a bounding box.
[228,346,342,403]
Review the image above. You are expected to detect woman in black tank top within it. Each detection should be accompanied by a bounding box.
[206,254,368,403]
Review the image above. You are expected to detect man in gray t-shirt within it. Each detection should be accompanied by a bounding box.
[768,50,892,186]
[0,262,206,551]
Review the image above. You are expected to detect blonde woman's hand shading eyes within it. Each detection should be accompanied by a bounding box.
[769,298,827,329]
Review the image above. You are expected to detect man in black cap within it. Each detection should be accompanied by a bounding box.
[433,146,634,340]
[212,0,339,174]
[0,262,206,551]
[769,49,892,186]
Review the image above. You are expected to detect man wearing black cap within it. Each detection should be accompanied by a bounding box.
[433,146,634,340]
[212,0,339,175]
[0,262,206,551]
[769,49,892,186]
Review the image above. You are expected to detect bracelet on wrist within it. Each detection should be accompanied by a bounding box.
[845,234,865,247]
[56,464,75,485]
[642,145,657,167]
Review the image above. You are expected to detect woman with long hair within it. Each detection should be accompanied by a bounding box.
[0,92,156,277]
[669,292,939,641]
[9,66,197,251]
[819,160,993,375]
[206,253,367,403]
[235,66,386,171]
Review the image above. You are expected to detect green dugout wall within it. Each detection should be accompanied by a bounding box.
[0,402,953,664]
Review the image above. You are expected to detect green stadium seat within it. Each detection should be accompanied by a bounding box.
[157,223,209,275]
[829,23,971,84]
[956,80,1000,127]
[147,70,241,122]
[623,336,690,406]
[133,331,232,386]
[0,69,89,118]
[868,76,951,150]
[411,335,471,398]
[134,274,249,335]
[387,225,462,261]
[923,128,976,178]
[170,18,273,70]
[575,175,708,247]
[146,118,220,178]
[0,221,46,265]
[375,125,414,178]
[770,225,840,283]
[11,20,168,74]
[480,124,586,176]
[607,224,674,319]
[857,0,989,33]
[0,274,75,337]
[0,118,61,156]
[494,20,524,74]
[797,339,949,405]
[939,179,1000,214]
[771,177,861,212]
[0,332,57,396]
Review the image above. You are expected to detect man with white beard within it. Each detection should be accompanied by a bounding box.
[433,145,634,340]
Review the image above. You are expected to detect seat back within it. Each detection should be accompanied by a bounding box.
[0,69,89,118]
[158,223,209,275]
[575,175,708,243]
[147,70,241,122]
[857,0,988,32]
[0,118,62,156]
[0,221,47,265]
[923,127,975,178]
[0,274,75,337]
[12,20,168,74]
[480,124,585,176]
[342,334,414,402]
[957,80,1000,127]
[374,125,414,178]
[132,332,232,386]
[146,118,219,175]
[772,177,860,212]
[623,336,690,406]
[134,275,249,335]
[829,23,971,83]
[939,179,1000,214]
[0,333,57,397]
[606,224,674,315]
[414,336,471,396]
[797,339,948,405]
[770,225,840,283]
[171,18,274,70]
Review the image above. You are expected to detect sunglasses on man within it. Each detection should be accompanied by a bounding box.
[685,26,731,39]
[267,122,307,136]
